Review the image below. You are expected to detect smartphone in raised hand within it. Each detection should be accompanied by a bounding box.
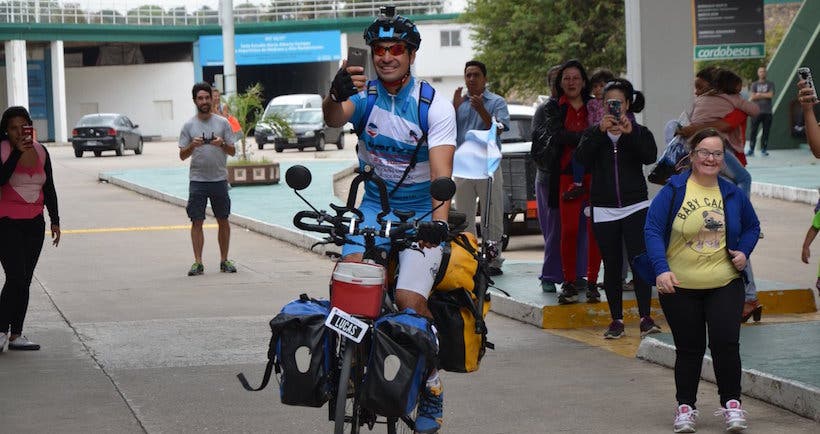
[798,67,817,103]
[606,99,622,118]
[22,125,34,139]
[347,46,368,70]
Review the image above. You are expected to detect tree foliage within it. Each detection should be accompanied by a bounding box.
[227,83,291,162]
[460,0,625,98]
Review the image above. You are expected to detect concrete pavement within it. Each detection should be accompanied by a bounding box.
[0,141,817,432]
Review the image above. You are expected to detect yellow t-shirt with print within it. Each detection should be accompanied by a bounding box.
[666,178,739,289]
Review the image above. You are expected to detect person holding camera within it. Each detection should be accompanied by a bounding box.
[575,78,660,339]
[796,72,820,158]
[179,82,237,276]
[322,8,455,432]
[0,106,60,352]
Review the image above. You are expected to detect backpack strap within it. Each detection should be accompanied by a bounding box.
[388,80,435,197]
[354,80,380,138]
[432,238,452,288]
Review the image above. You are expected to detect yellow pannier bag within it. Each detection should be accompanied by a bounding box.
[433,232,479,292]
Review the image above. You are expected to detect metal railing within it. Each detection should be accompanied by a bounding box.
[0,1,446,26]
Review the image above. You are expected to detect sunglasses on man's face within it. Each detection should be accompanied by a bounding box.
[372,44,407,57]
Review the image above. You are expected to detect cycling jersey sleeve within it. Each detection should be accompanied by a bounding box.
[426,92,457,149]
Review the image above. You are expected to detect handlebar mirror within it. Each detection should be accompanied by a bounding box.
[285,165,312,191]
[430,177,456,202]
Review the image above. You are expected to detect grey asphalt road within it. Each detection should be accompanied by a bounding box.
[0,140,816,433]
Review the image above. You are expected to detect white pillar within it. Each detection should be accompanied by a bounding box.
[624,0,643,124]
[624,0,693,150]
[220,0,237,98]
[51,40,68,143]
[5,40,29,109]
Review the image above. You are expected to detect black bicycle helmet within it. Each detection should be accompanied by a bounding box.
[363,6,421,50]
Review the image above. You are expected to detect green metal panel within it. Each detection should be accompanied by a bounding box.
[0,14,459,43]
[767,0,820,149]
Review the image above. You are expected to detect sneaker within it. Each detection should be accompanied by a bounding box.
[541,281,557,293]
[8,335,40,351]
[622,279,634,291]
[415,379,444,433]
[603,320,625,339]
[557,282,579,304]
[714,399,747,432]
[0,333,6,353]
[187,262,204,276]
[562,184,585,201]
[640,316,662,337]
[761,150,769,157]
[674,404,699,433]
[745,150,753,157]
[220,260,237,273]
[586,284,601,303]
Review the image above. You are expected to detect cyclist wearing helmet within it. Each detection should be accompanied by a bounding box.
[323,6,456,433]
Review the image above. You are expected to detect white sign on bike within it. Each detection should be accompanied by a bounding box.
[325,307,368,343]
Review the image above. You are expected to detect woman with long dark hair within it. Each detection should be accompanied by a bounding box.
[533,59,602,303]
[0,106,60,352]
[576,78,660,339]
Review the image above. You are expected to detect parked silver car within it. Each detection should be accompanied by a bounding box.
[70,113,143,158]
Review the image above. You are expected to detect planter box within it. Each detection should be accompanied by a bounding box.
[227,162,280,185]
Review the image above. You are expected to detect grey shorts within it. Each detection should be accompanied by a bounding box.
[186,180,231,220]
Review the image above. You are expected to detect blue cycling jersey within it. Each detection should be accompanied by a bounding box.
[349,77,456,214]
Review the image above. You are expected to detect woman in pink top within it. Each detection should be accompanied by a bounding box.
[0,106,60,352]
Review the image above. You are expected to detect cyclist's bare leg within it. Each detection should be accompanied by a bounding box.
[341,253,364,262]
[395,289,433,319]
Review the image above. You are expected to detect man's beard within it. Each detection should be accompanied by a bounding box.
[197,104,211,114]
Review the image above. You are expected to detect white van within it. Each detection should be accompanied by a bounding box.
[254,94,323,148]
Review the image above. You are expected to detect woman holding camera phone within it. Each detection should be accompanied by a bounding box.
[575,78,660,339]
[0,106,60,352]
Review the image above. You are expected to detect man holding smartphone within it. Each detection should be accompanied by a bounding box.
[452,60,510,276]
[322,7,455,433]
[178,82,237,276]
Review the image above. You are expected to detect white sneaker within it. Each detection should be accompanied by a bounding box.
[0,333,7,352]
[673,404,698,433]
[8,335,40,351]
[714,399,747,432]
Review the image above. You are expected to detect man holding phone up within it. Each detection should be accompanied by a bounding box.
[323,7,455,433]
[452,60,510,276]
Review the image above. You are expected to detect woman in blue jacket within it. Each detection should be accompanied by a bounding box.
[644,128,759,433]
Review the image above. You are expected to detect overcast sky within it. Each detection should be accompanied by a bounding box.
[68,1,466,14]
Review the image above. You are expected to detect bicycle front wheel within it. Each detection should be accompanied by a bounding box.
[334,343,360,434]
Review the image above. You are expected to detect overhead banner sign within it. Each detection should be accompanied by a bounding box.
[693,0,765,61]
[199,30,341,66]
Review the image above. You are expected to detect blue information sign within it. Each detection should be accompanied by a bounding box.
[199,30,341,66]
[27,61,47,119]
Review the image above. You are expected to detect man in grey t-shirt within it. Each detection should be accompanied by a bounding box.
[747,66,775,157]
[178,82,237,276]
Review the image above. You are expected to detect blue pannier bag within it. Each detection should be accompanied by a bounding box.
[361,309,438,417]
[237,294,336,407]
